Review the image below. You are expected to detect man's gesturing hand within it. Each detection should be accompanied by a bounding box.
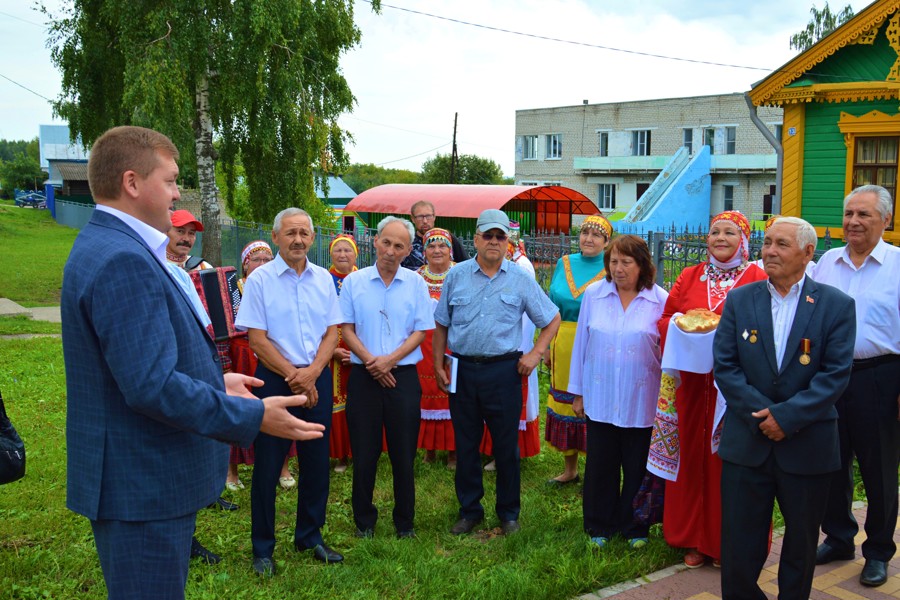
[260,395,325,441]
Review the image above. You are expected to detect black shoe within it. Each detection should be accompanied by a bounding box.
[546,475,581,488]
[251,556,275,577]
[396,529,416,539]
[500,520,520,535]
[207,496,239,511]
[450,516,483,535]
[302,543,343,564]
[355,528,374,539]
[815,542,855,565]
[860,559,888,587]
[190,536,222,564]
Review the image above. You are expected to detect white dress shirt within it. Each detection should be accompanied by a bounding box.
[767,275,804,370]
[812,239,900,359]
[339,265,435,366]
[235,254,342,366]
[568,280,669,428]
[95,204,168,264]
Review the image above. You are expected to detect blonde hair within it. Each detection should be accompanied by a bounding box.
[88,126,179,200]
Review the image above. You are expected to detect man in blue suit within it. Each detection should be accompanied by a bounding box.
[61,126,325,600]
[713,217,855,600]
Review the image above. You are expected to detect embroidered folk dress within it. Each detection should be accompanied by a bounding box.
[416,262,456,451]
[328,265,357,460]
[545,252,607,455]
[654,261,766,560]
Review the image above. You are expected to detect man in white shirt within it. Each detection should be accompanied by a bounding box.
[235,207,342,575]
[340,216,435,538]
[812,185,900,588]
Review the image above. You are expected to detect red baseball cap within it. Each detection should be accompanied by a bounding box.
[170,209,204,231]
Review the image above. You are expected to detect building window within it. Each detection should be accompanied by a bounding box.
[725,127,736,155]
[704,128,716,154]
[723,185,734,211]
[853,136,898,228]
[774,124,783,142]
[598,184,616,210]
[523,135,538,160]
[546,133,562,159]
[632,130,651,156]
[683,128,693,154]
[599,132,609,157]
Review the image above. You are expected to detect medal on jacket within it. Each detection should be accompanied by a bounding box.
[799,338,811,365]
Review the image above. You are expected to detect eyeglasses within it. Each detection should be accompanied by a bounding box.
[478,231,508,242]
[379,309,391,335]
[248,256,273,264]
[412,214,435,221]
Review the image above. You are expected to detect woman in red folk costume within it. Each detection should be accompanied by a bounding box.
[416,228,458,468]
[227,240,298,491]
[328,234,359,473]
[648,210,766,568]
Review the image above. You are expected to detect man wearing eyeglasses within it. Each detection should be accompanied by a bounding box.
[339,216,435,539]
[401,200,469,270]
[433,209,560,536]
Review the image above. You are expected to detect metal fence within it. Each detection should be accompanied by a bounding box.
[56,204,834,287]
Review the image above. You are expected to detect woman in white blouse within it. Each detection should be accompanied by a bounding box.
[568,234,669,549]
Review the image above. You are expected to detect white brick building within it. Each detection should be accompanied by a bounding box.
[515,93,783,221]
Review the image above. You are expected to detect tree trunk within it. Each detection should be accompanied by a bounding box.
[194,72,222,265]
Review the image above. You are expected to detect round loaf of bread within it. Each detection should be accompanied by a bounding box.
[675,308,721,333]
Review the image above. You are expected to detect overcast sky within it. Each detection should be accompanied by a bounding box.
[0,0,874,176]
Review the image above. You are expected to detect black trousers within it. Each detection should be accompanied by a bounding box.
[821,357,900,561]
[250,363,332,558]
[346,364,421,533]
[583,420,651,539]
[450,357,522,522]
[721,455,832,600]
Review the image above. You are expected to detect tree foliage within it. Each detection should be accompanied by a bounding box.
[421,153,506,185]
[47,0,376,262]
[0,138,45,196]
[341,163,420,194]
[790,2,855,51]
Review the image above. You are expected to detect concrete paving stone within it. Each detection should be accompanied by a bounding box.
[28,306,61,323]
[0,298,30,317]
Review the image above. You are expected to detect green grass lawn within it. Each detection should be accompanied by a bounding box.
[0,201,78,306]
[0,332,681,599]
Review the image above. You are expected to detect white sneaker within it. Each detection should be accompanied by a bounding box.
[279,475,296,489]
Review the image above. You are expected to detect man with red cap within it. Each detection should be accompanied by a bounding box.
[166,209,213,271]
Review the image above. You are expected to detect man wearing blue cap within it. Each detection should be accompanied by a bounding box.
[433,208,560,535]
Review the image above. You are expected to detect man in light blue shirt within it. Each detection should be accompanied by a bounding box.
[433,209,560,536]
[235,207,342,574]
[340,216,434,538]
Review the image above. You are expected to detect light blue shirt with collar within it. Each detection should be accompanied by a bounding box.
[235,253,341,367]
[339,264,435,366]
[434,257,559,357]
[768,274,805,370]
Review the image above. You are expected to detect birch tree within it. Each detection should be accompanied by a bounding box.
[47,0,375,263]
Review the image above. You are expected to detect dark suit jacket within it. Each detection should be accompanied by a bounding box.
[713,277,855,475]
[62,210,264,522]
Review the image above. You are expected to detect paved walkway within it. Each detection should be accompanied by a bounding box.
[584,505,898,600]
[0,299,61,323]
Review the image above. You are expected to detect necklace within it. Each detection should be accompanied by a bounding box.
[419,263,454,299]
[704,262,749,312]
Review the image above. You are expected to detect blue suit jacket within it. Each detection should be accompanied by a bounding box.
[62,210,264,521]
[713,277,855,475]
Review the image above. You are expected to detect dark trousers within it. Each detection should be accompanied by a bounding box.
[250,363,332,558]
[721,455,832,600]
[91,512,195,600]
[821,357,900,561]
[450,357,522,522]
[583,420,651,539]
[346,364,421,533]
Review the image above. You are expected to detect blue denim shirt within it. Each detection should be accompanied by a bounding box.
[434,258,558,357]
